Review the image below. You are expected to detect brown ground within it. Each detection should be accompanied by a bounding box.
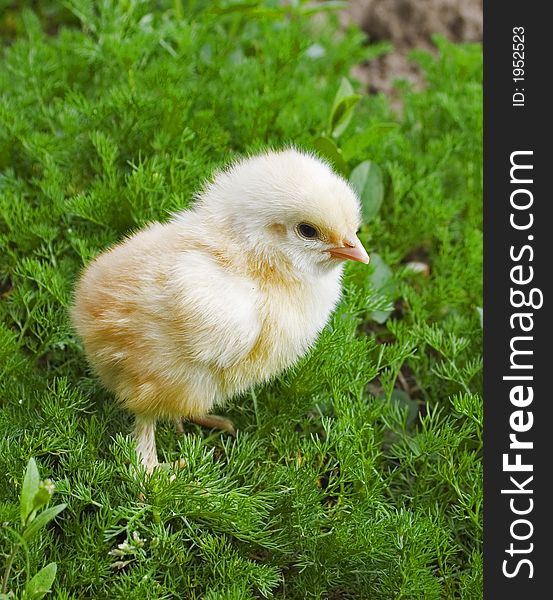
[341,0,483,94]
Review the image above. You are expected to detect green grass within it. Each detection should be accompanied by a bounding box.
[1,2,482,598]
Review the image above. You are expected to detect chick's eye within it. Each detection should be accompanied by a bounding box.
[296,223,319,240]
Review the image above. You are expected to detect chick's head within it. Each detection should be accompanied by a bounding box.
[196,148,369,276]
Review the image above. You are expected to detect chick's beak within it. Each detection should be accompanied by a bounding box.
[328,234,370,264]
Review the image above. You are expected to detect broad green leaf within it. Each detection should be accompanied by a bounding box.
[33,479,54,511]
[330,95,361,138]
[349,160,384,223]
[25,563,57,600]
[329,78,361,138]
[342,123,399,162]
[369,253,393,289]
[313,136,348,175]
[389,389,419,426]
[330,77,354,113]
[368,253,394,324]
[21,458,40,525]
[23,504,66,542]
[371,306,392,325]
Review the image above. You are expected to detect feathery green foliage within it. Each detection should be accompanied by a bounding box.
[1,2,482,598]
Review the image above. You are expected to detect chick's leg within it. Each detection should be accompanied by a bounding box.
[133,415,159,473]
[183,414,236,437]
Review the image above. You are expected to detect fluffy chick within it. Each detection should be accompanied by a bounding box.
[71,149,369,472]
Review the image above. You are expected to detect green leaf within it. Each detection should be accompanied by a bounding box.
[342,123,399,162]
[329,78,361,138]
[370,306,392,326]
[369,253,393,290]
[349,160,384,223]
[24,563,57,600]
[23,504,66,542]
[368,253,394,324]
[389,389,419,426]
[312,136,348,175]
[31,484,53,515]
[476,307,483,329]
[208,1,262,15]
[21,458,40,525]
[299,1,349,16]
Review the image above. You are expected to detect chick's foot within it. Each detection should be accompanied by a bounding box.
[133,414,159,474]
[181,414,236,437]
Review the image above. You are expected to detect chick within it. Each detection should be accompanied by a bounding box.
[71,149,369,472]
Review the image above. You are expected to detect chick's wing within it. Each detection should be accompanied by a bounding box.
[168,249,261,370]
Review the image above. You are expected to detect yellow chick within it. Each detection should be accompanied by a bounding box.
[71,149,369,472]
